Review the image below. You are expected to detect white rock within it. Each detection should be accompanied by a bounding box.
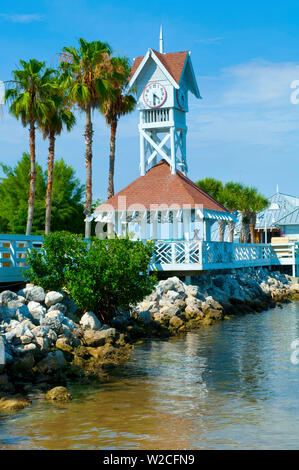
[45,291,64,308]
[0,290,18,306]
[19,286,45,303]
[80,312,101,330]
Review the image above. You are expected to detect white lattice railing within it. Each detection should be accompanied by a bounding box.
[0,235,43,282]
[153,240,283,270]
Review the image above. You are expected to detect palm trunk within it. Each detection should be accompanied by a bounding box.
[228,220,235,242]
[108,120,117,199]
[26,121,36,235]
[241,211,250,243]
[218,220,226,242]
[249,212,256,243]
[45,130,55,235]
[84,106,93,239]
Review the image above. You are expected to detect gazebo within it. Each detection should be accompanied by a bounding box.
[94,160,234,242]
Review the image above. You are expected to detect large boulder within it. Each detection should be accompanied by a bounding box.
[40,310,65,333]
[45,291,64,308]
[80,312,101,330]
[48,303,67,314]
[159,303,181,318]
[36,350,66,374]
[0,306,16,322]
[45,386,72,403]
[83,327,116,347]
[0,290,18,306]
[19,285,45,303]
[27,301,47,324]
[136,309,151,324]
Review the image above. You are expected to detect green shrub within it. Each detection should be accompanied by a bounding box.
[26,232,157,323]
[25,231,86,291]
[65,237,156,323]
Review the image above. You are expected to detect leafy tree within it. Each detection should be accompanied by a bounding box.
[0,153,46,234]
[40,74,76,235]
[60,38,112,238]
[0,154,85,234]
[100,56,136,198]
[5,59,57,235]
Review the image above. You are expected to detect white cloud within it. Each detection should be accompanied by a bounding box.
[0,13,44,24]
[196,37,223,45]
[188,59,299,148]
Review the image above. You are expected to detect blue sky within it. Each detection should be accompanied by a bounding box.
[1,0,299,202]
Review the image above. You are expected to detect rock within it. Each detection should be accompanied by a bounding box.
[40,310,65,333]
[0,336,5,373]
[169,316,184,329]
[27,301,47,323]
[45,291,64,308]
[0,374,15,395]
[55,337,73,353]
[45,386,72,402]
[136,309,151,324]
[0,397,30,412]
[0,306,16,322]
[185,303,202,319]
[80,312,101,330]
[83,328,116,347]
[48,303,67,314]
[290,283,299,292]
[35,336,51,352]
[0,290,18,306]
[19,285,45,303]
[159,304,181,318]
[61,294,78,318]
[37,351,66,374]
[32,325,51,338]
[165,290,181,301]
[14,343,37,356]
[16,304,31,319]
[7,300,26,310]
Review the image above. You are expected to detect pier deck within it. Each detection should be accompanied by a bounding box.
[0,235,298,283]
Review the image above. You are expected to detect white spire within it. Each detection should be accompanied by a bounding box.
[276,184,279,194]
[159,25,164,54]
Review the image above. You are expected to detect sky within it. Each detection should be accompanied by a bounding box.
[0,0,299,202]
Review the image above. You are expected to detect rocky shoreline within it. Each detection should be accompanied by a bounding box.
[0,268,298,413]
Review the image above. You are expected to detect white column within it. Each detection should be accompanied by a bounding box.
[183,209,191,240]
[172,211,178,240]
[205,220,211,241]
[139,113,146,176]
[140,212,147,240]
[150,212,158,240]
[170,126,176,174]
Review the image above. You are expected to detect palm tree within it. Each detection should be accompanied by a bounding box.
[248,192,268,243]
[40,76,76,235]
[196,178,227,241]
[222,182,244,242]
[60,38,112,238]
[238,186,268,243]
[100,56,136,199]
[5,59,56,235]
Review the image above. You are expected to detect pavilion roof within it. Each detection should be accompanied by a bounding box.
[94,160,229,213]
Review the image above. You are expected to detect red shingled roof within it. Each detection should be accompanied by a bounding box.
[129,50,189,84]
[95,160,228,212]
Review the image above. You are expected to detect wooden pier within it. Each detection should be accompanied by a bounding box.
[0,234,298,284]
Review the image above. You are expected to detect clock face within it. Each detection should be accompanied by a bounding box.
[176,88,186,110]
[143,82,167,108]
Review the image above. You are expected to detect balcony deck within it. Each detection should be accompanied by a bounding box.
[0,235,298,283]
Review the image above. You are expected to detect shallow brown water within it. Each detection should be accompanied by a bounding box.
[1,302,299,450]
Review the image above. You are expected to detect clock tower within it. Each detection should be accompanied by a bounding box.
[128,27,201,176]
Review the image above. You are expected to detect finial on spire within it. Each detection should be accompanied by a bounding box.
[276,184,279,194]
[159,25,164,54]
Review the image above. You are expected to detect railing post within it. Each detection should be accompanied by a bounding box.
[171,241,176,265]
[292,243,296,277]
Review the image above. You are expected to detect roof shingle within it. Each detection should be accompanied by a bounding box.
[95,160,229,213]
[129,50,188,84]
